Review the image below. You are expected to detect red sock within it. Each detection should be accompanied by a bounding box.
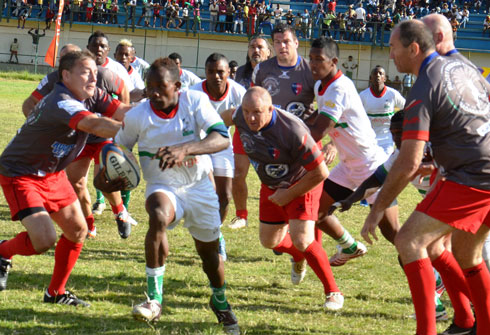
[111,201,125,215]
[463,262,490,334]
[0,232,38,259]
[432,250,474,328]
[85,215,95,231]
[303,240,339,294]
[404,258,437,335]
[236,209,248,220]
[273,232,303,262]
[314,228,322,245]
[48,235,83,296]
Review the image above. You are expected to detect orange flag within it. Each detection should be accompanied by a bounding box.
[44,0,65,67]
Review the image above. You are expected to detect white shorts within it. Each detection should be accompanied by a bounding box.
[329,158,385,204]
[210,145,234,178]
[145,177,221,242]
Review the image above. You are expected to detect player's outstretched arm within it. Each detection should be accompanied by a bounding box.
[329,173,382,215]
[155,130,229,170]
[269,161,328,207]
[76,114,122,139]
[111,102,133,121]
[361,139,425,244]
[22,95,40,118]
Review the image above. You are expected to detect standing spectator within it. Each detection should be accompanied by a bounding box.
[294,12,303,38]
[137,0,150,26]
[322,10,336,37]
[218,0,227,32]
[127,0,136,25]
[248,1,258,35]
[312,0,320,14]
[402,73,413,97]
[337,12,346,41]
[226,0,235,33]
[179,4,189,28]
[28,28,45,64]
[110,0,119,24]
[355,2,366,27]
[483,14,490,36]
[9,38,19,64]
[475,0,482,13]
[37,0,44,18]
[45,6,55,29]
[327,0,336,14]
[233,5,244,34]
[392,75,401,91]
[259,9,273,34]
[284,8,294,26]
[209,0,218,32]
[152,1,161,27]
[301,8,311,38]
[86,0,94,22]
[451,16,459,40]
[191,3,201,31]
[342,55,357,79]
[273,3,282,26]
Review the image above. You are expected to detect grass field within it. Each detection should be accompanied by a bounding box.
[0,74,454,335]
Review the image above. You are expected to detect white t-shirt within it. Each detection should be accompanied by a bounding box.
[115,90,224,187]
[128,65,145,90]
[131,56,150,79]
[355,7,366,20]
[102,57,135,91]
[359,86,405,154]
[180,68,201,90]
[315,71,386,168]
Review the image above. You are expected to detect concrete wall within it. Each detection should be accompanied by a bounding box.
[1,20,489,90]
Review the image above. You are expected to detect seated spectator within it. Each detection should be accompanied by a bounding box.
[484,14,490,36]
[285,8,294,25]
[460,6,469,28]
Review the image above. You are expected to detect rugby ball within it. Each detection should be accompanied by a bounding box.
[99,143,141,191]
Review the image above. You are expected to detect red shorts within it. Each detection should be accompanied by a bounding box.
[74,140,112,164]
[259,182,323,223]
[416,179,490,233]
[232,130,246,155]
[0,171,77,221]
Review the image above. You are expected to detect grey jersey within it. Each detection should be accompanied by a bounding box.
[252,56,315,121]
[235,64,252,89]
[402,52,490,189]
[233,107,324,189]
[0,83,118,177]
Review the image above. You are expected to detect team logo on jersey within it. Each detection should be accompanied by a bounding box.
[442,60,490,116]
[181,117,194,136]
[57,100,85,115]
[268,147,280,159]
[324,100,335,108]
[263,76,280,96]
[286,102,306,118]
[51,141,75,158]
[265,164,289,178]
[278,71,290,79]
[291,83,302,95]
[240,133,255,154]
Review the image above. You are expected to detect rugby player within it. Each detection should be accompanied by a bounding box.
[308,37,396,267]
[114,39,145,102]
[168,52,201,89]
[230,35,272,230]
[362,20,490,335]
[96,58,240,334]
[227,86,344,310]
[0,50,124,306]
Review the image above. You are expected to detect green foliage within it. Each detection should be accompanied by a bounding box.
[0,78,453,334]
[0,71,45,82]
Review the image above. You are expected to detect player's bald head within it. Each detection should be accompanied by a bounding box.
[421,13,455,54]
[243,87,272,109]
[60,44,81,58]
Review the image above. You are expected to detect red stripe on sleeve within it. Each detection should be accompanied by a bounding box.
[31,90,44,101]
[104,99,121,119]
[402,130,429,142]
[304,154,324,171]
[302,142,319,161]
[68,111,93,130]
[115,80,124,96]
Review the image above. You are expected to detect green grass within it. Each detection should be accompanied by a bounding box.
[0,78,453,334]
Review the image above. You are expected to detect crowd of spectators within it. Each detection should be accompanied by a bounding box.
[2,0,489,39]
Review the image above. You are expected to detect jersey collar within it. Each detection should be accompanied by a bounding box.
[101,57,109,67]
[277,56,301,70]
[150,100,179,119]
[369,85,387,98]
[261,108,277,131]
[128,65,134,75]
[319,69,342,96]
[445,49,458,56]
[419,51,439,74]
[202,80,230,101]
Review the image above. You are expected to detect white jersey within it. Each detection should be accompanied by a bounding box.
[359,86,405,154]
[131,56,150,79]
[128,65,145,90]
[190,79,246,114]
[180,69,201,90]
[102,57,135,92]
[115,90,224,187]
[315,71,386,168]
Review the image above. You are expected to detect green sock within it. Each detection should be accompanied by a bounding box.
[336,230,357,254]
[146,265,165,304]
[211,282,228,310]
[435,296,445,312]
[96,189,105,203]
[121,190,131,209]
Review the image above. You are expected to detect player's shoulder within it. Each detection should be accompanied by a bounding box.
[188,81,204,92]
[359,87,371,98]
[228,79,247,95]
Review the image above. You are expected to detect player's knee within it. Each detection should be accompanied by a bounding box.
[148,207,172,229]
[33,233,57,253]
[259,235,278,249]
[291,236,311,252]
